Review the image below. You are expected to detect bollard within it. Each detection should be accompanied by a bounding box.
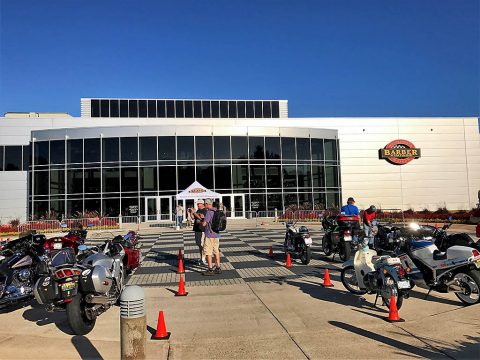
[120,285,146,360]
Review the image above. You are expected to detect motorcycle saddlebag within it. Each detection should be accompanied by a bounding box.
[33,276,59,304]
[78,266,111,294]
[337,215,360,229]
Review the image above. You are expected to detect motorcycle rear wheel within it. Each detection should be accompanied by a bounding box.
[339,243,352,262]
[66,294,96,335]
[322,236,332,256]
[453,270,480,305]
[381,275,403,310]
[341,266,367,295]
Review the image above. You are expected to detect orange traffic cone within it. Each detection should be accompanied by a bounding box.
[177,258,185,274]
[322,268,334,287]
[386,295,404,322]
[151,311,171,340]
[178,248,183,260]
[175,275,188,296]
[285,253,293,268]
[268,246,274,258]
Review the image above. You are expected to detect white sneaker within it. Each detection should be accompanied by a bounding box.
[202,259,208,266]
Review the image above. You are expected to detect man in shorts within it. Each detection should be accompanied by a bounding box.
[191,199,207,265]
[202,199,221,276]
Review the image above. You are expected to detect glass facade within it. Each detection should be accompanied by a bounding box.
[90,99,281,119]
[0,145,30,171]
[29,135,340,218]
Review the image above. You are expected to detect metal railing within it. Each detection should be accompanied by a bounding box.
[16,217,121,234]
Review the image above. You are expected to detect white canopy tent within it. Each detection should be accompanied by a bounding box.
[175,181,222,201]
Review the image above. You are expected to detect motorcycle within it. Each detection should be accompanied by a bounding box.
[427,223,480,252]
[322,214,361,261]
[0,233,49,310]
[34,237,125,335]
[380,223,480,305]
[284,222,312,264]
[43,229,88,254]
[341,233,411,309]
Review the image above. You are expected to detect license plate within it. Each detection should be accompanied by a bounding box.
[61,282,76,291]
[53,243,62,249]
[397,280,411,289]
[344,236,352,242]
[475,260,480,269]
[304,237,313,245]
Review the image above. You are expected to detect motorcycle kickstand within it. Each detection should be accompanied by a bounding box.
[424,288,432,301]
[374,293,386,307]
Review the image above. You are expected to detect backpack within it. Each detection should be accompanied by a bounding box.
[211,209,227,232]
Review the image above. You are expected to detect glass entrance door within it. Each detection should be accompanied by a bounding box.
[220,194,245,218]
[146,197,157,222]
[145,196,172,222]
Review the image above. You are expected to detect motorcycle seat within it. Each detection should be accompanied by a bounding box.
[433,249,447,261]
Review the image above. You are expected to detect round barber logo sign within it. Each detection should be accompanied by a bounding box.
[380,139,421,165]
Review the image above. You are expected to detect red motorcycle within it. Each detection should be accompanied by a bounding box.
[116,231,141,274]
[43,230,87,254]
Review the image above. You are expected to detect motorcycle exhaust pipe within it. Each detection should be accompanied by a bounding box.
[85,294,108,304]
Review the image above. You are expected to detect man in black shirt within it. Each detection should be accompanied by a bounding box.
[191,199,208,265]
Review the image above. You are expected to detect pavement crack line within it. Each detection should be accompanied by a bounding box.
[246,283,311,360]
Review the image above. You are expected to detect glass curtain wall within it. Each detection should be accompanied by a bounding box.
[30,135,340,218]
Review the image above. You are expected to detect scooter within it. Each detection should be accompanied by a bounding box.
[284,222,313,264]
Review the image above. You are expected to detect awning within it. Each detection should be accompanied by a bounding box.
[175,181,222,200]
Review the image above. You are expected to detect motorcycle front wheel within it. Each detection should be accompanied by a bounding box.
[381,275,403,310]
[66,294,96,335]
[341,266,367,295]
[300,245,311,265]
[339,243,352,262]
[453,270,480,305]
[322,235,333,256]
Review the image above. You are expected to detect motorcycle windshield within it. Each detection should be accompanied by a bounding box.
[51,249,76,267]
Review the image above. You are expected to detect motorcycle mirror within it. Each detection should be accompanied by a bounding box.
[78,244,87,252]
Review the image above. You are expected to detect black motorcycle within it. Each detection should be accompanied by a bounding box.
[322,214,361,261]
[0,233,49,310]
[426,223,480,252]
[284,222,312,264]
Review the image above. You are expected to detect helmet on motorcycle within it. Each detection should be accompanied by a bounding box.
[368,205,377,213]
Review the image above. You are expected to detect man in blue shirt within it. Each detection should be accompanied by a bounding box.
[341,197,359,216]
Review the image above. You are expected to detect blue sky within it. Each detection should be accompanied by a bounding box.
[0,0,478,117]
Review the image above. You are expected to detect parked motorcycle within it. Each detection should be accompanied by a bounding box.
[0,233,49,310]
[43,229,88,254]
[284,222,312,264]
[341,236,411,309]
[34,238,125,335]
[427,223,480,252]
[322,214,361,261]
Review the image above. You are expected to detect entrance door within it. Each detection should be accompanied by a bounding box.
[220,194,245,218]
[145,196,172,222]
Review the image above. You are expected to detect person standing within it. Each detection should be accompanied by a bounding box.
[362,205,377,239]
[191,199,208,265]
[202,199,221,276]
[176,202,184,229]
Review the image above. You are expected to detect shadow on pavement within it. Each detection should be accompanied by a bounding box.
[71,335,104,360]
[409,290,462,307]
[22,306,75,335]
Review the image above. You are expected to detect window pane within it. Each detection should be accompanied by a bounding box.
[158,136,175,160]
[325,166,339,187]
[158,166,176,190]
[250,165,265,188]
[50,140,65,164]
[314,193,326,209]
[237,101,246,118]
[297,164,311,188]
[157,100,166,117]
[232,165,249,188]
[214,165,231,189]
[231,136,248,159]
[50,170,65,194]
[326,192,340,209]
[138,100,147,117]
[84,199,101,213]
[195,136,213,160]
[67,169,83,194]
[110,100,119,117]
[250,194,266,212]
[102,138,119,162]
[312,165,325,187]
[103,168,120,192]
[139,137,156,161]
[67,139,83,164]
[202,101,211,117]
[0,146,3,171]
[263,101,272,118]
[266,164,281,188]
[166,100,175,117]
[147,100,156,117]
[120,100,128,117]
[249,137,264,159]
[282,165,297,188]
[281,138,296,160]
[23,145,30,170]
[121,137,138,162]
[214,136,230,159]
[211,101,220,118]
[67,199,83,217]
[254,101,262,118]
[311,139,324,160]
[284,193,298,208]
[272,101,280,118]
[175,100,184,118]
[228,101,237,118]
[5,146,22,170]
[325,139,338,161]
[178,166,195,189]
[121,167,138,192]
[129,100,138,117]
[267,194,282,210]
[84,168,101,193]
[184,100,193,118]
[34,141,49,166]
[91,99,100,117]
[50,200,65,216]
[122,198,139,216]
[196,165,213,188]
[84,138,100,163]
[141,167,157,191]
[296,138,311,160]
[246,101,254,118]
[177,136,194,160]
[103,198,120,216]
[100,100,109,117]
[194,101,202,117]
[220,101,228,118]
[265,137,281,159]
[34,171,49,195]
[298,192,312,208]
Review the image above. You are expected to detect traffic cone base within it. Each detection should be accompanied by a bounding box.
[285,253,293,268]
[268,246,274,258]
[151,311,171,340]
[177,258,185,274]
[175,276,188,296]
[385,295,404,322]
[322,268,334,287]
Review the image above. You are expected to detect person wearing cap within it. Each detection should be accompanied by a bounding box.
[341,197,360,216]
[191,199,208,265]
[202,199,221,276]
[363,205,377,239]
